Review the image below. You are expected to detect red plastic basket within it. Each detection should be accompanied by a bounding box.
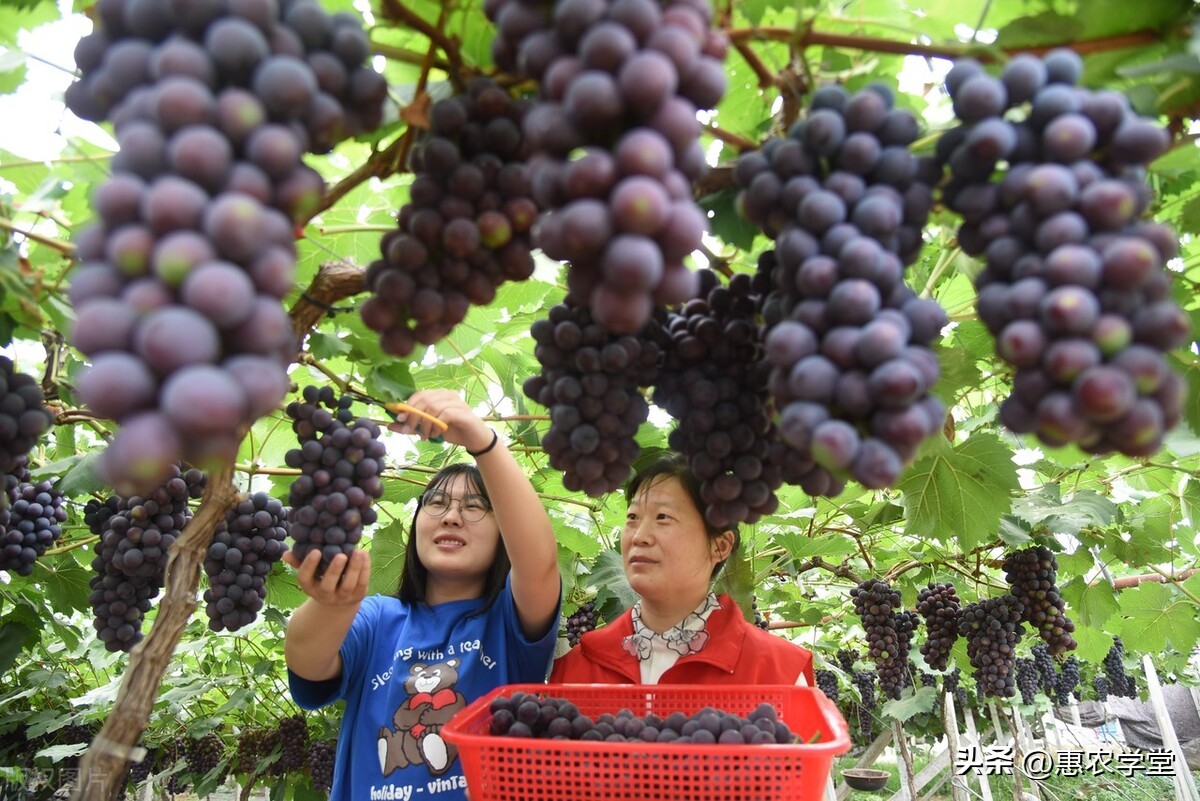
[442,684,850,800]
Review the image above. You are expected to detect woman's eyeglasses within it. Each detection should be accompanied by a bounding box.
[421,490,492,522]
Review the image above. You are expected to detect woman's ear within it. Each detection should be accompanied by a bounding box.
[711,530,734,563]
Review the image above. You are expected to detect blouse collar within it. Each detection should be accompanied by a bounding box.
[622,593,721,660]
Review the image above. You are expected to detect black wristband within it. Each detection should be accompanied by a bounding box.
[467,429,499,458]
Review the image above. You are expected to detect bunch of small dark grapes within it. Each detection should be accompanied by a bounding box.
[87,465,205,651]
[129,746,156,786]
[836,648,860,674]
[84,496,123,537]
[815,669,839,702]
[957,595,1025,698]
[277,714,309,774]
[1103,636,1137,698]
[183,731,225,783]
[361,78,541,356]
[850,579,903,661]
[487,692,795,745]
[1014,657,1040,705]
[284,386,386,576]
[203,491,290,632]
[752,599,769,631]
[651,270,789,526]
[522,301,662,496]
[64,3,386,496]
[916,581,961,671]
[1031,644,1057,696]
[0,356,53,475]
[235,727,281,777]
[308,739,336,792]
[0,724,29,766]
[877,610,920,700]
[564,600,599,646]
[1093,674,1111,702]
[942,667,970,714]
[488,0,727,333]
[65,1,385,148]
[1054,655,1081,705]
[852,671,877,743]
[938,50,1188,456]
[1003,545,1076,655]
[56,722,99,768]
[0,478,68,577]
[735,85,948,496]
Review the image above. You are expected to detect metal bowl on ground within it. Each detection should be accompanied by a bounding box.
[842,768,890,791]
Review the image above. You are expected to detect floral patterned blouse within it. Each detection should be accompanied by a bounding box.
[621,593,721,683]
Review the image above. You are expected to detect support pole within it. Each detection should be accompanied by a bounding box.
[891,720,918,801]
[942,691,969,801]
[1142,655,1200,801]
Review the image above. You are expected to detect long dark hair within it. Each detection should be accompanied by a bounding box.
[625,453,740,580]
[395,463,512,613]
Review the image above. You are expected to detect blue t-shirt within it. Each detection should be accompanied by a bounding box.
[289,576,559,801]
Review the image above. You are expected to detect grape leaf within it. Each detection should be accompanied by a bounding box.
[882,685,937,723]
[1012,488,1116,536]
[0,621,34,675]
[590,548,638,620]
[897,434,1019,548]
[1058,575,1119,629]
[365,518,408,597]
[1117,582,1200,653]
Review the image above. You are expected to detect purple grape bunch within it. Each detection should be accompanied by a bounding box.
[203,491,290,632]
[487,0,728,333]
[284,386,386,575]
[939,49,1189,455]
[736,85,948,496]
[361,77,541,356]
[65,1,385,496]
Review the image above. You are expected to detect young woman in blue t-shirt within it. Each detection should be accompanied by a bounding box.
[283,389,561,801]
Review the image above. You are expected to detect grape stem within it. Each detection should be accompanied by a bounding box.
[370,42,453,73]
[312,132,412,220]
[1145,565,1200,606]
[731,37,777,90]
[378,0,464,81]
[0,216,74,255]
[234,463,301,477]
[705,122,758,153]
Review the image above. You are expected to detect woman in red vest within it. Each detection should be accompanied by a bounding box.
[550,453,815,686]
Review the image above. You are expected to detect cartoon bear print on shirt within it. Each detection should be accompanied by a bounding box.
[378,658,467,777]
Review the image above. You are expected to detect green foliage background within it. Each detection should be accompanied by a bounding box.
[1,0,1200,795]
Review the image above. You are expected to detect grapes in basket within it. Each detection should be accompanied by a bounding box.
[486,691,799,745]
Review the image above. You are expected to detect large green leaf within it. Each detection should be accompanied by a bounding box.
[882,685,937,723]
[1058,575,1120,630]
[1118,582,1200,654]
[897,434,1019,548]
[0,1,60,48]
[0,621,34,675]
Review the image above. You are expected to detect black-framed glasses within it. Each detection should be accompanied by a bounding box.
[421,490,492,522]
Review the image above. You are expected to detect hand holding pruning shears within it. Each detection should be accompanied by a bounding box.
[387,389,496,455]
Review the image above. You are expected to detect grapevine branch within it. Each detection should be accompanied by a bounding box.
[0,216,74,255]
[378,0,464,79]
[75,460,240,801]
[728,25,1166,63]
[310,132,410,219]
[288,260,368,340]
[705,122,758,153]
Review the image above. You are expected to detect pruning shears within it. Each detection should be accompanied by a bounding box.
[342,389,449,443]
